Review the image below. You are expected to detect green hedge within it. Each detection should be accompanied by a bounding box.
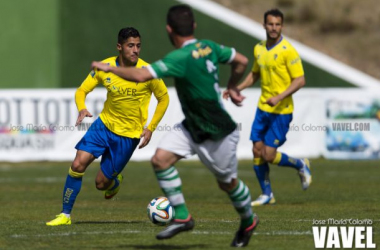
[0,0,354,88]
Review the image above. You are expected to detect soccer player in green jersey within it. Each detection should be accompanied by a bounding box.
[224,9,312,207]
[92,4,258,248]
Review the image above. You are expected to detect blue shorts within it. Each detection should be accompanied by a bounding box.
[75,118,140,180]
[250,108,292,148]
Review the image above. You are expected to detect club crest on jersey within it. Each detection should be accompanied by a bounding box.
[274,54,278,60]
[106,77,111,83]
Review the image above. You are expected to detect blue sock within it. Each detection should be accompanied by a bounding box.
[274,152,303,170]
[62,168,84,214]
[253,160,272,196]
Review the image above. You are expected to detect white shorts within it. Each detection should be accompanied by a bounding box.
[157,123,239,183]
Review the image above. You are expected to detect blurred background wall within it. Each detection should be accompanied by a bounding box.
[1,0,354,89]
[1,0,379,161]
[0,0,60,88]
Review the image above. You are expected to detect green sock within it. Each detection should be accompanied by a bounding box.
[155,166,189,220]
[173,204,189,220]
[228,179,254,229]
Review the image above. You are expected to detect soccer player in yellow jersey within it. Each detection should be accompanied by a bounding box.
[46,27,169,226]
[224,9,311,206]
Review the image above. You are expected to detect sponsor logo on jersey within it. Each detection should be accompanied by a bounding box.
[192,46,212,59]
[157,61,168,72]
[290,57,300,65]
[110,85,137,96]
[258,64,276,71]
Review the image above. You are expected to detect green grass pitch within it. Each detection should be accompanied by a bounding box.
[0,159,379,249]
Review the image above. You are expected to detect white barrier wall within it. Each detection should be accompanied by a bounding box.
[0,88,379,161]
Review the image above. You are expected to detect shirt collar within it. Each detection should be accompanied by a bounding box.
[116,56,139,67]
[181,38,198,48]
[266,36,283,51]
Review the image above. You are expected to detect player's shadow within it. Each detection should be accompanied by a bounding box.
[117,244,209,250]
[74,220,142,225]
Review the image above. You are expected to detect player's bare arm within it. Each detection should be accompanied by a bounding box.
[91,61,153,82]
[238,72,260,91]
[266,75,306,107]
[225,52,248,107]
[223,72,260,100]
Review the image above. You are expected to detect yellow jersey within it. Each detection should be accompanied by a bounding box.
[252,37,304,114]
[78,57,168,138]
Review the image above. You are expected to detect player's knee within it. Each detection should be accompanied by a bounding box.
[71,159,86,173]
[95,180,107,190]
[252,146,262,158]
[150,155,160,169]
[262,152,275,163]
[151,155,169,170]
[95,173,111,190]
[218,178,237,192]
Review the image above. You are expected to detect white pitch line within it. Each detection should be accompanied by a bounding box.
[10,230,318,238]
[0,177,69,183]
[11,230,142,238]
[12,229,379,239]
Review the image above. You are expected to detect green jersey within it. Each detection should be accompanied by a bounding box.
[148,39,237,143]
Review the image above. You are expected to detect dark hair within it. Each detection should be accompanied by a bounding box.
[167,5,195,36]
[118,27,140,44]
[264,9,284,24]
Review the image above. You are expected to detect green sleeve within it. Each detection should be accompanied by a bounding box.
[150,50,186,78]
[211,41,235,64]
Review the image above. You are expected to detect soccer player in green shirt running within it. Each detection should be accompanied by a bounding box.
[92,5,258,247]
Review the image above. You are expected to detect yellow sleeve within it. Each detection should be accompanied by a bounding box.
[286,47,304,78]
[147,79,169,131]
[75,69,101,111]
[75,88,87,111]
[251,45,260,73]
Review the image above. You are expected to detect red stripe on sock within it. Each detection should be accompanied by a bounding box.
[245,216,258,232]
[174,215,192,223]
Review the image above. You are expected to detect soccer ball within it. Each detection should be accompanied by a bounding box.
[147,196,174,225]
